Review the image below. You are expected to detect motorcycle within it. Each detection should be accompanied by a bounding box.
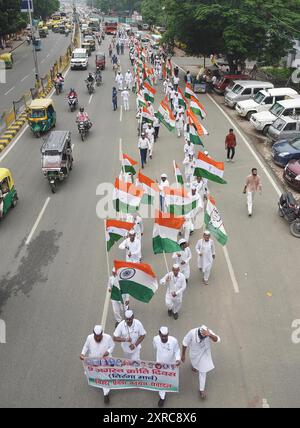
[86,80,95,95]
[68,95,78,112]
[278,192,300,238]
[77,120,91,141]
[54,81,63,95]
[48,175,57,193]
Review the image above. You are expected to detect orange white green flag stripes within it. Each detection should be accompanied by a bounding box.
[143,81,156,103]
[164,187,198,216]
[190,95,207,119]
[121,153,137,175]
[194,152,227,184]
[184,83,198,99]
[113,260,158,303]
[137,91,148,108]
[113,178,144,213]
[141,106,155,123]
[137,170,159,205]
[173,160,184,185]
[204,195,228,246]
[105,219,134,251]
[178,87,188,109]
[155,99,175,132]
[187,108,209,136]
[152,211,184,254]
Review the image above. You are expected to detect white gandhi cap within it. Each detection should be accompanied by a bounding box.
[161,173,167,178]
[125,309,134,319]
[203,230,210,235]
[178,238,187,245]
[172,263,180,269]
[159,326,169,335]
[93,325,103,335]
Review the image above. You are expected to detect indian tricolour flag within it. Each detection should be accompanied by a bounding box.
[187,108,209,136]
[178,87,188,109]
[188,121,204,146]
[105,219,134,251]
[194,152,227,184]
[184,83,197,99]
[137,92,148,108]
[152,210,184,254]
[155,100,175,132]
[141,106,155,124]
[113,260,158,303]
[173,160,184,185]
[113,178,144,213]
[205,195,228,246]
[164,187,198,215]
[121,153,137,175]
[137,170,159,205]
[143,81,156,103]
[190,95,207,119]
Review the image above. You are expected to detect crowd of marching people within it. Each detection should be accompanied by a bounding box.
[81,29,220,408]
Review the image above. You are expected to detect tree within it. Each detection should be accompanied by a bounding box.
[141,0,165,26]
[33,0,60,20]
[0,0,27,37]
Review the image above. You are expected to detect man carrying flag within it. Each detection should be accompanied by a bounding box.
[118,229,142,263]
[113,310,146,361]
[107,267,130,328]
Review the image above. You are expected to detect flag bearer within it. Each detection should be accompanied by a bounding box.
[113,310,146,360]
[107,268,130,328]
[119,229,142,262]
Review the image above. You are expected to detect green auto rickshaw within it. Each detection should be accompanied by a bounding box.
[27,98,56,138]
[0,168,18,220]
[0,53,13,69]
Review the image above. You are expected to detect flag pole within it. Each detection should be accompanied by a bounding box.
[101,219,112,330]
[173,160,179,189]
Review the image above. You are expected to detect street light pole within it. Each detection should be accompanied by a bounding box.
[27,0,40,83]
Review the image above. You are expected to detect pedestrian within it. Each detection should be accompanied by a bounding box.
[158,173,169,212]
[120,41,124,55]
[118,229,142,263]
[184,139,195,157]
[145,123,155,159]
[115,71,124,91]
[125,69,133,91]
[195,231,215,285]
[176,112,185,138]
[153,327,181,407]
[163,79,169,94]
[173,74,180,91]
[130,51,135,66]
[174,65,179,78]
[187,185,203,230]
[169,86,176,110]
[107,268,130,328]
[172,239,192,282]
[138,133,150,168]
[80,325,114,404]
[181,325,220,399]
[113,310,146,360]
[173,92,179,113]
[116,41,120,55]
[112,86,118,111]
[243,168,262,217]
[184,70,192,84]
[160,264,187,320]
[121,88,130,111]
[183,153,195,186]
[225,128,237,162]
[153,114,160,141]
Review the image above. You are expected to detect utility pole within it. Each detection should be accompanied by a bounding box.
[27,0,40,83]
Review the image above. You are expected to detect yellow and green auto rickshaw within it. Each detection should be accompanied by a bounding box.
[0,168,18,220]
[27,98,56,138]
[0,53,13,69]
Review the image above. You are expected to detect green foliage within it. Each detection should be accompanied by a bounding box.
[87,0,141,15]
[33,0,60,20]
[0,0,27,37]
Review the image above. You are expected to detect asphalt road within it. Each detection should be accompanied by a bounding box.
[0,35,300,408]
[0,31,73,116]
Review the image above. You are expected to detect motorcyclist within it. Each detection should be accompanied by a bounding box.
[95,67,102,84]
[68,88,78,99]
[54,73,64,92]
[76,107,91,129]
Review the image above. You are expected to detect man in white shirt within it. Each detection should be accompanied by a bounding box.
[125,70,133,91]
[188,185,203,231]
[126,212,143,240]
[153,326,181,407]
[115,71,124,91]
[181,325,220,399]
[118,229,142,263]
[160,264,187,319]
[184,139,195,157]
[138,133,150,168]
[195,230,216,284]
[121,88,130,111]
[113,310,146,360]
[145,123,155,158]
[183,153,195,186]
[107,268,129,328]
[158,173,169,212]
[172,239,192,281]
[80,325,115,403]
[173,75,180,91]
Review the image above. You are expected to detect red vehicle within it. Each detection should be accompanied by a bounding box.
[104,22,118,35]
[283,159,300,191]
[214,74,250,95]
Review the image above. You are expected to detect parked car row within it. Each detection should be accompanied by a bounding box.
[214,75,300,191]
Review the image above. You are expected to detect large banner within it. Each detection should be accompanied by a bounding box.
[83,357,179,392]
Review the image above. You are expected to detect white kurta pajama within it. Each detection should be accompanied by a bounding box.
[172,247,192,280]
[153,336,181,400]
[114,319,146,360]
[187,191,203,230]
[160,272,187,315]
[81,333,115,396]
[115,73,124,90]
[195,239,216,282]
[182,214,194,242]
[107,275,129,323]
[119,237,142,263]
[182,328,220,391]
[183,157,195,186]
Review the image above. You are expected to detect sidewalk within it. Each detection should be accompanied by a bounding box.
[0,36,26,53]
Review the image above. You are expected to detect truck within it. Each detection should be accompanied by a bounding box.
[104,16,118,35]
[89,17,100,32]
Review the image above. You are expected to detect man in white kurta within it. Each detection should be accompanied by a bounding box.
[121,88,130,111]
[80,325,115,403]
[195,231,216,284]
[184,139,195,157]
[182,213,194,242]
[125,70,133,91]
[118,230,142,262]
[153,326,181,407]
[172,239,192,281]
[183,154,195,186]
[115,71,124,91]
[126,212,143,240]
[160,264,186,319]
[175,112,185,137]
[113,310,146,360]
[107,268,129,328]
[145,123,155,158]
[188,185,203,231]
[182,325,220,399]
[159,173,169,212]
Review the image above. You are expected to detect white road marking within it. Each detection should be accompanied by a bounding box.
[119,137,123,160]
[4,86,15,96]
[21,74,29,82]
[223,246,240,293]
[120,105,123,122]
[88,94,93,104]
[25,197,51,245]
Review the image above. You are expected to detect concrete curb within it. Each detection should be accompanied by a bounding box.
[0,112,27,153]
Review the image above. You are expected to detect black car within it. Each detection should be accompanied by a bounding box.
[271,137,300,167]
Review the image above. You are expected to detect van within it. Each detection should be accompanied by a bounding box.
[70,48,88,70]
[236,87,298,120]
[224,81,274,108]
[267,116,300,143]
[250,97,300,134]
